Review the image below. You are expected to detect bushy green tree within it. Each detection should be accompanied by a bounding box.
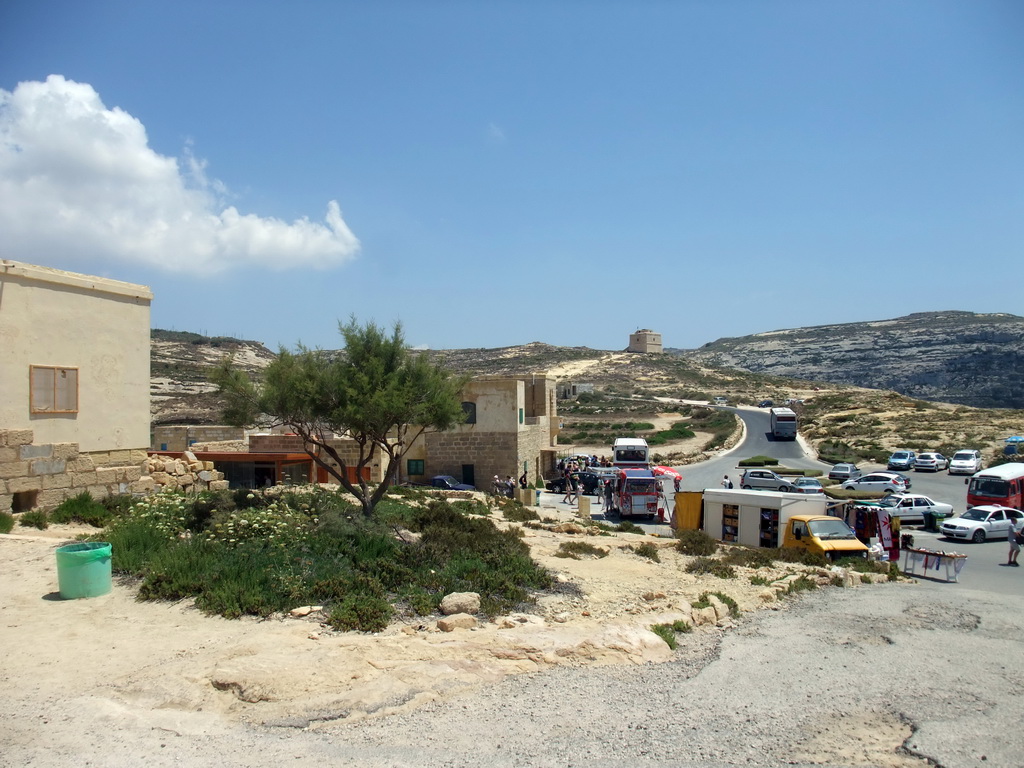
[212,319,467,516]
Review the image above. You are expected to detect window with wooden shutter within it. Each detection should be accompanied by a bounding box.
[30,366,79,414]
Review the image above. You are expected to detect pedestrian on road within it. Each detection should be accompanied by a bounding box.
[673,475,681,493]
[1008,516,1023,567]
[561,476,575,505]
[721,475,733,489]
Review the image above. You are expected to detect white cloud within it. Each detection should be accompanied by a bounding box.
[487,122,506,144]
[0,75,360,272]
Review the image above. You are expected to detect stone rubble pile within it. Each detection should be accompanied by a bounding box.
[144,451,229,492]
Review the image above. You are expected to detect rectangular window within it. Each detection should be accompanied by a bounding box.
[407,459,425,476]
[30,366,79,414]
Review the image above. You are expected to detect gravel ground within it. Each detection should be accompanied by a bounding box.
[6,579,1020,768]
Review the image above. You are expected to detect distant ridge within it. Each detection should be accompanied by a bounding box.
[686,311,1024,409]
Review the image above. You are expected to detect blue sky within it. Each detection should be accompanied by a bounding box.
[2,1,1021,352]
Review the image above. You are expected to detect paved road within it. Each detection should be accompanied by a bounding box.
[551,404,1018,595]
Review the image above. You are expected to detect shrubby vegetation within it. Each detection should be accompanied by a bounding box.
[95,487,552,631]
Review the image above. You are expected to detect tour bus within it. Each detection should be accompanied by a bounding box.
[769,407,798,440]
[966,462,1024,510]
[612,437,650,468]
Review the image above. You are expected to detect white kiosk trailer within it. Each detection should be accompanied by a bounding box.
[701,488,840,548]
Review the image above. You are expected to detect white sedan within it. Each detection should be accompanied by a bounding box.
[940,505,1023,543]
[875,494,953,524]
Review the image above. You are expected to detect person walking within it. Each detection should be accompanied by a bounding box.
[561,475,575,505]
[721,475,733,489]
[1007,515,1023,567]
[673,475,681,494]
[596,477,605,506]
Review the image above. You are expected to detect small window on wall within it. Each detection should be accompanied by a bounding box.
[461,402,477,424]
[519,408,524,424]
[30,366,78,414]
[407,459,425,476]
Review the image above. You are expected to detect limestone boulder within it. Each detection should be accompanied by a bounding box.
[440,592,480,616]
[437,613,477,632]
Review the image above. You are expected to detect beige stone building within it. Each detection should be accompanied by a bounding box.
[406,374,560,489]
[628,328,663,354]
[171,374,561,492]
[0,260,156,512]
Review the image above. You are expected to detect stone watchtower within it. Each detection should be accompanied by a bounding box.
[628,329,663,354]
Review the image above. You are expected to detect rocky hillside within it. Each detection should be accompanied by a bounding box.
[686,311,1024,409]
[150,330,275,425]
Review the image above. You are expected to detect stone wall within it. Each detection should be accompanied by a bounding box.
[425,431,518,489]
[144,452,229,493]
[0,428,150,513]
[152,425,245,452]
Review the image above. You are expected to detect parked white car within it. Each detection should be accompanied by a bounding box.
[913,452,948,472]
[940,505,1023,543]
[841,472,908,494]
[948,449,983,475]
[875,494,953,524]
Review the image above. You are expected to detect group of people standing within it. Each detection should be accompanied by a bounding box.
[491,472,530,498]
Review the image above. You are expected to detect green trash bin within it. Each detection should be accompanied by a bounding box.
[55,542,112,599]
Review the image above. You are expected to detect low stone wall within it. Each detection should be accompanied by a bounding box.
[0,429,150,513]
[144,452,229,493]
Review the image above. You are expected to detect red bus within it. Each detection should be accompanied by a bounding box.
[966,462,1024,510]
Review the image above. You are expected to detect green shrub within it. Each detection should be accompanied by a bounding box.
[685,557,736,579]
[18,510,49,530]
[555,541,608,560]
[749,575,772,586]
[774,547,827,567]
[739,455,778,467]
[786,575,819,594]
[834,556,887,574]
[327,594,393,633]
[50,491,116,527]
[502,503,540,523]
[0,512,14,534]
[722,547,776,569]
[650,623,677,648]
[615,520,646,535]
[675,529,718,556]
[650,623,678,649]
[631,542,661,562]
[98,489,553,629]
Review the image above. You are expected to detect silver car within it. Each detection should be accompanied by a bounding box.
[914,453,948,472]
[828,463,862,481]
[740,469,798,492]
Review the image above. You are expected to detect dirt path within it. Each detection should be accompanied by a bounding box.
[4,513,1014,767]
